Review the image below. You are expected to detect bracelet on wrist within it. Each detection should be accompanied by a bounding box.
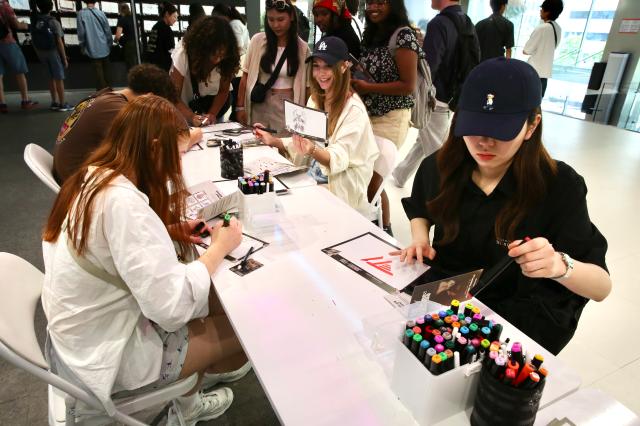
[309,144,317,157]
[235,106,245,111]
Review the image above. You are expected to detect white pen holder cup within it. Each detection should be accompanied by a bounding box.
[240,191,280,224]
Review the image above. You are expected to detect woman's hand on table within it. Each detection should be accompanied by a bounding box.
[390,240,436,265]
[209,216,243,255]
[185,219,213,244]
[508,237,566,279]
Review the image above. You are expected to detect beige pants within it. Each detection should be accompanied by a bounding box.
[251,88,294,137]
[370,108,412,149]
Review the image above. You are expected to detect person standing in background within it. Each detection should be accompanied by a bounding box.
[187,2,205,29]
[312,0,360,58]
[77,0,113,90]
[145,1,177,72]
[115,3,137,70]
[475,0,513,62]
[212,3,249,121]
[32,0,72,111]
[523,0,563,97]
[0,0,39,113]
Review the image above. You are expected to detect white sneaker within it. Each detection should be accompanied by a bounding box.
[201,362,252,390]
[167,388,233,426]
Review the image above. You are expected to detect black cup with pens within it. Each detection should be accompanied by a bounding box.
[220,139,243,179]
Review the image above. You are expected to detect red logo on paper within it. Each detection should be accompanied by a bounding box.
[361,256,393,276]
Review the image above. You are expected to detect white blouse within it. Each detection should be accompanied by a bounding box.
[42,173,211,413]
[284,94,379,214]
[172,41,223,104]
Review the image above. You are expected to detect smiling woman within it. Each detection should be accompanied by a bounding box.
[398,57,612,355]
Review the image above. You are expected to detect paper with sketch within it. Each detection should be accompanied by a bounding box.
[409,269,482,306]
[322,232,431,294]
[284,100,328,143]
[199,231,268,262]
[186,181,240,220]
[244,156,307,176]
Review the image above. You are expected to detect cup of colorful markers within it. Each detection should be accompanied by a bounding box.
[220,139,243,179]
[401,299,504,376]
[238,169,278,220]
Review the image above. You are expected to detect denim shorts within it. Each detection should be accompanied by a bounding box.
[37,49,65,80]
[0,42,28,75]
[112,323,190,398]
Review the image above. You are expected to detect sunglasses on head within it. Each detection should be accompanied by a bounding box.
[365,0,388,5]
[266,0,290,10]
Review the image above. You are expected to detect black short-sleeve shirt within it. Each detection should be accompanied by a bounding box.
[475,14,514,62]
[402,153,608,354]
[145,20,174,71]
[117,15,134,46]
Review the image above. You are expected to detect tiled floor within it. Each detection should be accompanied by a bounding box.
[385,112,640,416]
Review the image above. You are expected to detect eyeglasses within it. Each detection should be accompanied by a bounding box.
[266,0,291,11]
[365,0,388,6]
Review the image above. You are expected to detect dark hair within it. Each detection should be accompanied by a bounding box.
[213,3,245,24]
[313,6,351,35]
[159,1,178,18]
[427,108,557,244]
[188,3,205,27]
[127,64,177,103]
[43,95,192,258]
[490,0,507,13]
[183,15,240,82]
[261,0,300,77]
[541,0,563,21]
[361,0,411,47]
[36,0,53,14]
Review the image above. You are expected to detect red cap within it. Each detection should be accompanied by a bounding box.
[313,0,352,19]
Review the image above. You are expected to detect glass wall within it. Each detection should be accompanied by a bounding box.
[467,0,619,119]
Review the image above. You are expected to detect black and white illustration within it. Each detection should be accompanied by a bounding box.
[284,100,328,142]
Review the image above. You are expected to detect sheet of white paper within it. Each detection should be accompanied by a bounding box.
[200,232,267,261]
[244,157,306,176]
[276,172,317,189]
[284,100,327,142]
[328,233,430,290]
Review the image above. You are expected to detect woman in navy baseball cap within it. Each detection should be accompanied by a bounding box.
[396,57,611,354]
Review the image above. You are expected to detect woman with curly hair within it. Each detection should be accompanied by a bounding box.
[170,15,240,126]
[236,0,310,135]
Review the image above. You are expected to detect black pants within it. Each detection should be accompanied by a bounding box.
[540,78,548,98]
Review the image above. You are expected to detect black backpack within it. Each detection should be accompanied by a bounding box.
[441,11,480,111]
[32,15,56,50]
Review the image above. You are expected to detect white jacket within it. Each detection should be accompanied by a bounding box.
[42,173,211,413]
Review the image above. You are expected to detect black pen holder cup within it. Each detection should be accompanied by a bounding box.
[470,368,545,426]
[220,145,244,179]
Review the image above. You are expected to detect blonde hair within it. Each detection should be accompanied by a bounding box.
[309,59,351,137]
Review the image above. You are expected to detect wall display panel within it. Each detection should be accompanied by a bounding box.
[8,0,29,10]
[61,17,76,29]
[58,0,75,11]
[100,1,119,14]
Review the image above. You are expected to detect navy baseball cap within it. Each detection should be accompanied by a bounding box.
[306,36,349,66]
[454,57,542,141]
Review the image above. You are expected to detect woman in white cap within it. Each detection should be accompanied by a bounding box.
[396,57,611,355]
[255,36,379,215]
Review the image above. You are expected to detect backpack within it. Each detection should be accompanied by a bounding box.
[295,6,310,42]
[32,15,56,50]
[441,11,480,111]
[388,26,436,129]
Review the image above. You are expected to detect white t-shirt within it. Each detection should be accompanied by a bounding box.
[42,172,211,412]
[260,46,294,89]
[172,41,222,104]
[523,21,561,79]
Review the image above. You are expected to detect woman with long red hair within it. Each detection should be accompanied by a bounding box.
[42,95,247,424]
[396,58,611,355]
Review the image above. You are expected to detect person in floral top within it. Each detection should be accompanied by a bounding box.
[353,0,421,236]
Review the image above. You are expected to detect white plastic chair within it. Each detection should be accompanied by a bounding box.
[368,136,398,228]
[0,252,198,426]
[24,143,61,193]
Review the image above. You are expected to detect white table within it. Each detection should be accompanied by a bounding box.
[181,133,582,425]
[535,388,640,425]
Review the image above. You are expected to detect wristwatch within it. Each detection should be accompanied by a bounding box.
[554,252,574,280]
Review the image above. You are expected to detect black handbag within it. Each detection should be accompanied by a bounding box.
[250,51,288,103]
[188,72,215,114]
